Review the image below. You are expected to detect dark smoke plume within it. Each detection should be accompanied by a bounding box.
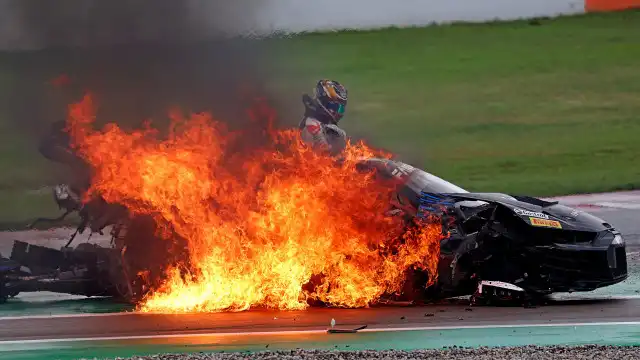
[0,0,266,50]
[0,0,281,190]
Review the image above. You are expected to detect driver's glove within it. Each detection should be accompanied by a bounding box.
[325,124,346,139]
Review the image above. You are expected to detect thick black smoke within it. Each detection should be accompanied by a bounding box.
[0,0,281,191]
[0,0,266,50]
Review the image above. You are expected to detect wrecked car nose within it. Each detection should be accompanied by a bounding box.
[612,233,625,246]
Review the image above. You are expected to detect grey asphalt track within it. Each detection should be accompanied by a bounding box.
[589,208,640,252]
[0,298,639,342]
[0,193,639,341]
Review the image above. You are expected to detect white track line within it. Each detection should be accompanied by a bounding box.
[3,289,640,321]
[2,321,640,345]
[594,202,640,210]
[544,192,640,210]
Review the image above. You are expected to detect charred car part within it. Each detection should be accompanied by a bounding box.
[0,124,190,303]
[0,180,187,303]
[470,280,527,306]
[0,240,129,302]
[0,199,188,304]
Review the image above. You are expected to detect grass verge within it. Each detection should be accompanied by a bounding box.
[267,10,640,196]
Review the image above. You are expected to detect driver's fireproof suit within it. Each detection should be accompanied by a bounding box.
[298,95,347,155]
[299,117,347,155]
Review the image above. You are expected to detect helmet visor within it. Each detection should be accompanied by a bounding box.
[326,101,346,120]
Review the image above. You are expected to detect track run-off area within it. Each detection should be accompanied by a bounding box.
[0,191,640,359]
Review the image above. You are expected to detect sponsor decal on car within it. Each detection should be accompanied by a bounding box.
[529,217,562,229]
[514,208,549,219]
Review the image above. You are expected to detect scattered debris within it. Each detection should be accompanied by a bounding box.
[327,325,367,334]
[377,299,415,306]
[470,280,526,307]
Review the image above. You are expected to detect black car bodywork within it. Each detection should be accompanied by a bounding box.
[358,158,628,301]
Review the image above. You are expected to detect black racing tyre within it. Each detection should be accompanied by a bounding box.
[0,275,12,304]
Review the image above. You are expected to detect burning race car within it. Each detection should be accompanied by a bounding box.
[0,155,628,306]
[0,110,628,307]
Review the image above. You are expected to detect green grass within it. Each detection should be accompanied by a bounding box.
[1,10,639,227]
[267,10,640,196]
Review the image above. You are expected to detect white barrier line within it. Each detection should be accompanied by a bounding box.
[0,311,138,321]
[595,202,640,210]
[3,321,640,345]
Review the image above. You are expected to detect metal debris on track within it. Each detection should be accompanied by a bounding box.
[91,345,640,360]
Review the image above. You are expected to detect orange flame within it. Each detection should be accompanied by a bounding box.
[66,93,443,313]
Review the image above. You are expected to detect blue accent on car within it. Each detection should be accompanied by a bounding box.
[419,192,454,205]
[0,265,19,272]
[417,191,454,218]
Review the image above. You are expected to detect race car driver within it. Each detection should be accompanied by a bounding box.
[299,79,348,155]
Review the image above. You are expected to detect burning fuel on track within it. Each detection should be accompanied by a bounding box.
[65,94,443,313]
